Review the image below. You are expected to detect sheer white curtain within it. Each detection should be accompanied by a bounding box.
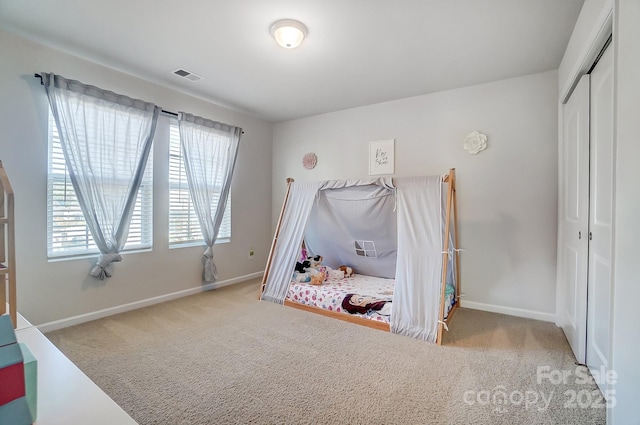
[391,176,443,342]
[261,182,322,304]
[43,73,159,279]
[178,113,242,282]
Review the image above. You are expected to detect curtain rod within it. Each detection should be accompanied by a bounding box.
[34,73,244,134]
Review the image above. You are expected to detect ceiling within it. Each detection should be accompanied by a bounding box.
[0,0,584,122]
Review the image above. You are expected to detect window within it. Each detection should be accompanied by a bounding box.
[47,112,153,258]
[354,240,377,258]
[168,119,231,246]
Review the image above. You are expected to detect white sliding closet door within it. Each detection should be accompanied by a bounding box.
[560,75,590,364]
[559,42,615,390]
[586,44,614,393]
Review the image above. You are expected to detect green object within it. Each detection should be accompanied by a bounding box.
[0,396,32,425]
[19,343,37,422]
[0,343,22,369]
[445,284,455,297]
[0,315,17,347]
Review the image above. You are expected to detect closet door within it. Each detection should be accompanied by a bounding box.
[560,75,590,364]
[586,44,613,392]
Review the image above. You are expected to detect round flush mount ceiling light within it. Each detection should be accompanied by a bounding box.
[270,19,308,49]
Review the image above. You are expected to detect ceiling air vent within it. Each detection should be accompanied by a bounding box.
[172,68,203,82]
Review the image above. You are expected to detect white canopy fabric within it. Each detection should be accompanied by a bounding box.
[305,179,397,278]
[391,176,444,342]
[261,181,322,304]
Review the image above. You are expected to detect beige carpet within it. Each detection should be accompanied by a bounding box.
[46,279,606,425]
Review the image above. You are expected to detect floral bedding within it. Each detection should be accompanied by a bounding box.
[287,274,457,324]
[287,273,394,324]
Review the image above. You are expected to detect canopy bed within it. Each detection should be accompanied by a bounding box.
[260,169,460,344]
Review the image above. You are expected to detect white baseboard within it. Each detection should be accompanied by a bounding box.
[37,271,263,333]
[462,300,555,323]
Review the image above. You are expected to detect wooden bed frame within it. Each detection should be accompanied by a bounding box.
[284,299,391,331]
[260,169,461,345]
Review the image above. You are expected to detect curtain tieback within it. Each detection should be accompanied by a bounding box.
[442,248,466,255]
[90,253,123,280]
[202,245,217,283]
[438,320,449,331]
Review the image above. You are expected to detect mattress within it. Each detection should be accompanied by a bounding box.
[286,273,457,325]
[287,273,394,324]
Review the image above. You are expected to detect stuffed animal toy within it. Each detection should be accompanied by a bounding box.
[328,269,345,280]
[293,254,328,284]
[307,266,327,279]
[306,255,323,268]
[299,247,308,263]
[310,271,326,285]
[338,265,354,277]
[295,260,310,273]
[292,271,311,283]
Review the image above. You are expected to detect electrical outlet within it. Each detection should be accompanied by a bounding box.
[248,247,255,260]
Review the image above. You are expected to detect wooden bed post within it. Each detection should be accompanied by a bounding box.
[453,173,461,310]
[436,168,456,345]
[259,178,294,299]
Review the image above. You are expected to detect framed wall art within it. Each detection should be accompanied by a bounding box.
[369,139,395,175]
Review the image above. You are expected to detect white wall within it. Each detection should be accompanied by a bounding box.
[272,71,559,320]
[0,30,273,326]
[611,1,640,422]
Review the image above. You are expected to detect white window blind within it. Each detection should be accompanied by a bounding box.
[47,111,153,258]
[168,119,231,246]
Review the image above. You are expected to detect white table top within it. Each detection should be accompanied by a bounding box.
[14,317,138,425]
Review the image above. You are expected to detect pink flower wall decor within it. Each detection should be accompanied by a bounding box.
[303,152,317,169]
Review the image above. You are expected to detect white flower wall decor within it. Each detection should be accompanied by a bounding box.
[463,131,488,155]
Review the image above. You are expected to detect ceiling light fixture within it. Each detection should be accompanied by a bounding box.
[270,19,307,49]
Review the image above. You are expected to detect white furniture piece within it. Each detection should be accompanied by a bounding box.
[14,314,138,425]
